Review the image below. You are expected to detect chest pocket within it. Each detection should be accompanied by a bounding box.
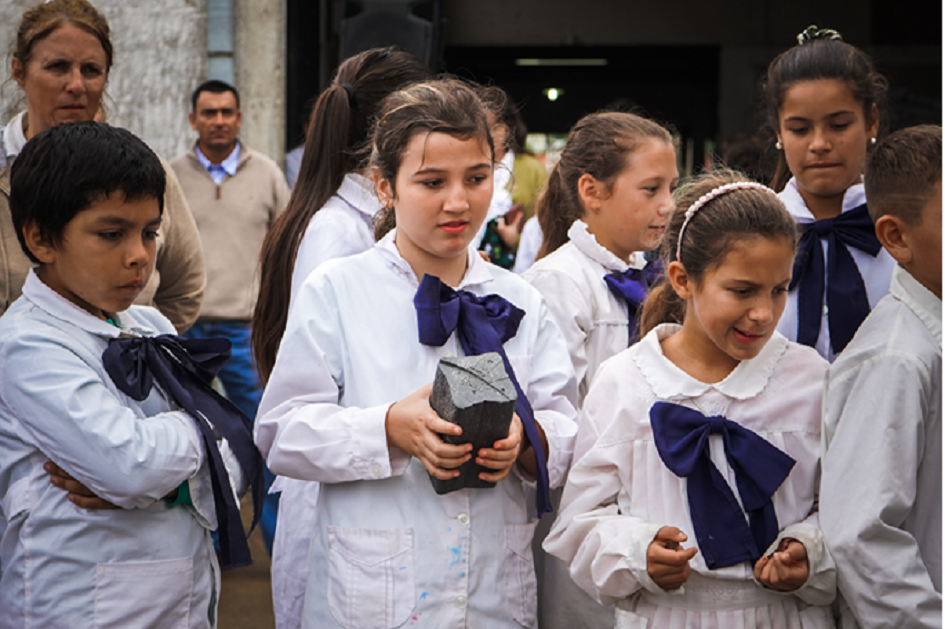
[327,526,415,629]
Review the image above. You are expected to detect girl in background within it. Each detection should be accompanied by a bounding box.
[765,26,894,361]
[545,170,836,628]
[255,78,578,629]
[252,46,431,629]
[523,111,677,629]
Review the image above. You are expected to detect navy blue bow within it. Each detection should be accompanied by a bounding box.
[650,401,795,569]
[604,259,663,345]
[414,274,552,516]
[102,334,264,570]
[789,204,881,354]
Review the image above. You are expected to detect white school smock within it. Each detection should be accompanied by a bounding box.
[524,219,647,405]
[289,172,380,301]
[255,230,579,629]
[0,270,235,629]
[273,171,382,629]
[544,325,836,629]
[775,178,895,362]
[821,265,942,629]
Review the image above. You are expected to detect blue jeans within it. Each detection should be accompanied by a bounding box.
[184,320,279,555]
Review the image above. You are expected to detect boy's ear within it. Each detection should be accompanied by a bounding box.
[22,221,57,264]
[874,215,913,265]
[667,260,694,300]
[577,173,603,213]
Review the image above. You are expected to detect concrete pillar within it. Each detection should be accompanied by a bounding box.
[234,0,285,165]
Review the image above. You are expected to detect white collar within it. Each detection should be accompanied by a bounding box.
[196,141,241,176]
[889,265,942,347]
[633,323,788,401]
[780,177,867,223]
[567,219,647,272]
[375,229,495,291]
[21,269,160,338]
[3,112,28,160]
[337,172,381,219]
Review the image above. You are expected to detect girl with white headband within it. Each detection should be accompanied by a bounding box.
[545,169,837,628]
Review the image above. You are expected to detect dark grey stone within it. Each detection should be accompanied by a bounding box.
[428,353,517,494]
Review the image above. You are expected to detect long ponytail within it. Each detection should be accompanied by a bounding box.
[253,47,431,382]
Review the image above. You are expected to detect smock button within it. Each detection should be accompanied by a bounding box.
[457,512,470,526]
[371,464,383,478]
[455,595,468,609]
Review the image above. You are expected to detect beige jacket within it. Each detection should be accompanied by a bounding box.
[171,142,289,320]
[0,156,206,333]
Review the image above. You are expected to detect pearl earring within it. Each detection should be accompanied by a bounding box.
[775,141,783,150]
[870,137,877,145]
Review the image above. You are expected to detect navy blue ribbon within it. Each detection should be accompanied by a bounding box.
[414,274,552,516]
[650,401,795,569]
[604,259,663,345]
[102,335,264,570]
[789,203,881,354]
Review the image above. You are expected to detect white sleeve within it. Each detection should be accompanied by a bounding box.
[820,353,942,628]
[525,269,592,398]
[255,276,405,484]
[543,375,664,605]
[516,296,579,489]
[0,332,204,510]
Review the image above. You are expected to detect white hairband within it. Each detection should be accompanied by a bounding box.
[675,181,779,262]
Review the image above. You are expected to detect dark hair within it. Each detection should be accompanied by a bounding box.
[762,30,888,190]
[536,111,673,258]
[720,133,772,184]
[9,121,165,264]
[639,169,798,336]
[370,78,496,241]
[12,0,113,74]
[191,79,240,111]
[252,47,431,382]
[865,125,942,225]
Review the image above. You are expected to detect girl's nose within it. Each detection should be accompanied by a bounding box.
[809,127,830,153]
[444,183,470,213]
[749,298,774,324]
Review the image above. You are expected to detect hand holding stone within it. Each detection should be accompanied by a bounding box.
[386,383,473,480]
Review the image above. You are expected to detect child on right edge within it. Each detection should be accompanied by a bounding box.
[545,169,836,628]
[820,125,942,629]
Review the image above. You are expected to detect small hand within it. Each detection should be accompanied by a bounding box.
[754,538,809,592]
[497,207,525,247]
[476,413,523,483]
[386,383,472,479]
[44,461,119,510]
[647,526,698,591]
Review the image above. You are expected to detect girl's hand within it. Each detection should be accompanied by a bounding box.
[647,527,698,590]
[44,461,119,510]
[754,538,809,592]
[477,413,523,483]
[385,383,473,479]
